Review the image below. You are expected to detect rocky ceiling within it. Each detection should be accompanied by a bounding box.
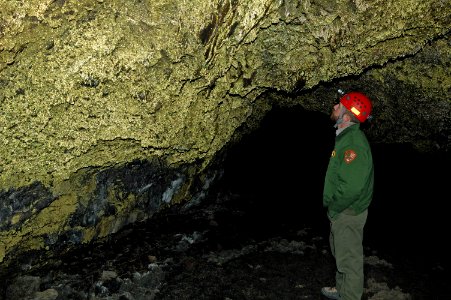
[0,0,449,274]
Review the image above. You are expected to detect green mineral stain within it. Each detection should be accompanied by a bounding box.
[0,193,79,263]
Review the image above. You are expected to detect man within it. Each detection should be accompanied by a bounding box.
[321,91,374,300]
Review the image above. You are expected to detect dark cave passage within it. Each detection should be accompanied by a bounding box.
[220,105,451,269]
[219,106,333,242]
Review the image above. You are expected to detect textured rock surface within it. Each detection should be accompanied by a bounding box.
[0,0,450,271]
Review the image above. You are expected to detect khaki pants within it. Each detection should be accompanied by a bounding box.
[329,209,368,300]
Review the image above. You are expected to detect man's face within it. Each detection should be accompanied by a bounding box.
[330,103,341,121]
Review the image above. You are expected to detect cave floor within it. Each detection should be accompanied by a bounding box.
[1,191,450,300]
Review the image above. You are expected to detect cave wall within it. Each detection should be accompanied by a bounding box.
[0,0,449,271]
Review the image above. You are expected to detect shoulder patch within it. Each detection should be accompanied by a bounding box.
[344,149,357,164]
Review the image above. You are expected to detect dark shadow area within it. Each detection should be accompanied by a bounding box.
[368,143,450,268]
[221,105,451,270]
[221,106,334,237]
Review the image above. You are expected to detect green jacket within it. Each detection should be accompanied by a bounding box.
[323,124,374,219]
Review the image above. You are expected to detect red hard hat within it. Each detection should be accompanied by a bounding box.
[340,91,372,122]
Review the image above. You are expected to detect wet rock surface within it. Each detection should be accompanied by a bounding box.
[1,189,449,300]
